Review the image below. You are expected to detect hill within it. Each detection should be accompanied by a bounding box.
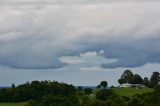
[112,87,153,97]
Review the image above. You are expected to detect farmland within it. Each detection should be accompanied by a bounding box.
[112,87,153,97]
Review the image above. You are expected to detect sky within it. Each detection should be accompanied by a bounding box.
[0,0,160,86]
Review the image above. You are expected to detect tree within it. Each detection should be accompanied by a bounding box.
[121,70,135,84]
[77,86,83,91]
[150,72,159,87]
[128,96,146,106]
[118,78,127,85]
[143,85,160,106]
[96,89,116,101]
[143,77,150,87]
[134,74,143,84]
[11,83,15,88]
[154,85,160,94]
[81,96,91,106]
[84,88,93,95]
[100,81,108,88]
[0,80,78,104]
[96,85,101,89]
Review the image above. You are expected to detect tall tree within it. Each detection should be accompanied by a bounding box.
[11,83,15,88]
[100,81,108,88]
[143,77,150,87]
[118,78,127,85]
[150,72,160,87]
[121,70,134,84]
[96,85,101,89]
[134,74,143,84]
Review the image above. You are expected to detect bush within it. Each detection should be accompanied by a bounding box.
[113,97,126,106]
[84,88,93,95]
[128,96,145,106]
[96,89,117,101]
[105,99,115,106]
[28,94,79,106]
[143,85,160,106]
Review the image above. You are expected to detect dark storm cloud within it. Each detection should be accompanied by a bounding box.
[0,0,160,69]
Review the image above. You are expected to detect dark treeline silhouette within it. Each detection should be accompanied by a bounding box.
[118,70,160,87]
[0,80,79,105]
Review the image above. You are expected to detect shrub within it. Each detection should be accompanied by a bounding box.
[96,89,117,101]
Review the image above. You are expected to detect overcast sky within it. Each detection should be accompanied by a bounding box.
[0,0,160,86]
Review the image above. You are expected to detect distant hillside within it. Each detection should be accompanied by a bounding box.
[0,86,10,89]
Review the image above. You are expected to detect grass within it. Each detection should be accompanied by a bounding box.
[112,87,153,97]
[0,102,27,106]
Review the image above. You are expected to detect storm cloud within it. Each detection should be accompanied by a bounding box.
[0,0,160,69]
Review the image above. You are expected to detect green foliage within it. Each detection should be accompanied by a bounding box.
[81,97,107,106]
[113,97,126,106]
[96,89,117,101]
[77,86,83,91]
[143,77,150,87]
[0,71,160,106]
[90,100,106,106]
[0,80,78,106]
[28,94,79,106]
[143,85,160,106]
[84,88,93,95]
[118,78,127,85]
[150,72,160,87]
[105,99,115,106]
[0,102,27,106]
[76,90,85,97]
[154,84,160,93]
[100,81,108,88]
[128,96,145,106]
[81,96,91,106]
[121,70,135,84]
[96,85,101,89]
[119,70,144,84]
[133,74,143,84]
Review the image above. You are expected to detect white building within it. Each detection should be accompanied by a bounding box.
[119,83,145,88]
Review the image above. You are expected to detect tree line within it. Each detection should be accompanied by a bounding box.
[0,70,159,106]
[80,85,160,106]
[0,81,79,105]
[118,70,160,87]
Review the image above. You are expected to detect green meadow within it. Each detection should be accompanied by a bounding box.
[112,87,153,97]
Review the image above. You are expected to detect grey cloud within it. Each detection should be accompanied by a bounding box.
[0,0,160,6]
[0,1,160,69]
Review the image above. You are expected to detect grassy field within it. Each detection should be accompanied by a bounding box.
[0,102,27,106]
[112,87,153,97]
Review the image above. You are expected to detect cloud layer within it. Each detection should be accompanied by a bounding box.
[0,0,160,69]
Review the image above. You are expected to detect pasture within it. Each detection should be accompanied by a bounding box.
[112,87,153,97]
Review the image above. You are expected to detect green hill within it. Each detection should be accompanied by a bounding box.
[112,87,153,97]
